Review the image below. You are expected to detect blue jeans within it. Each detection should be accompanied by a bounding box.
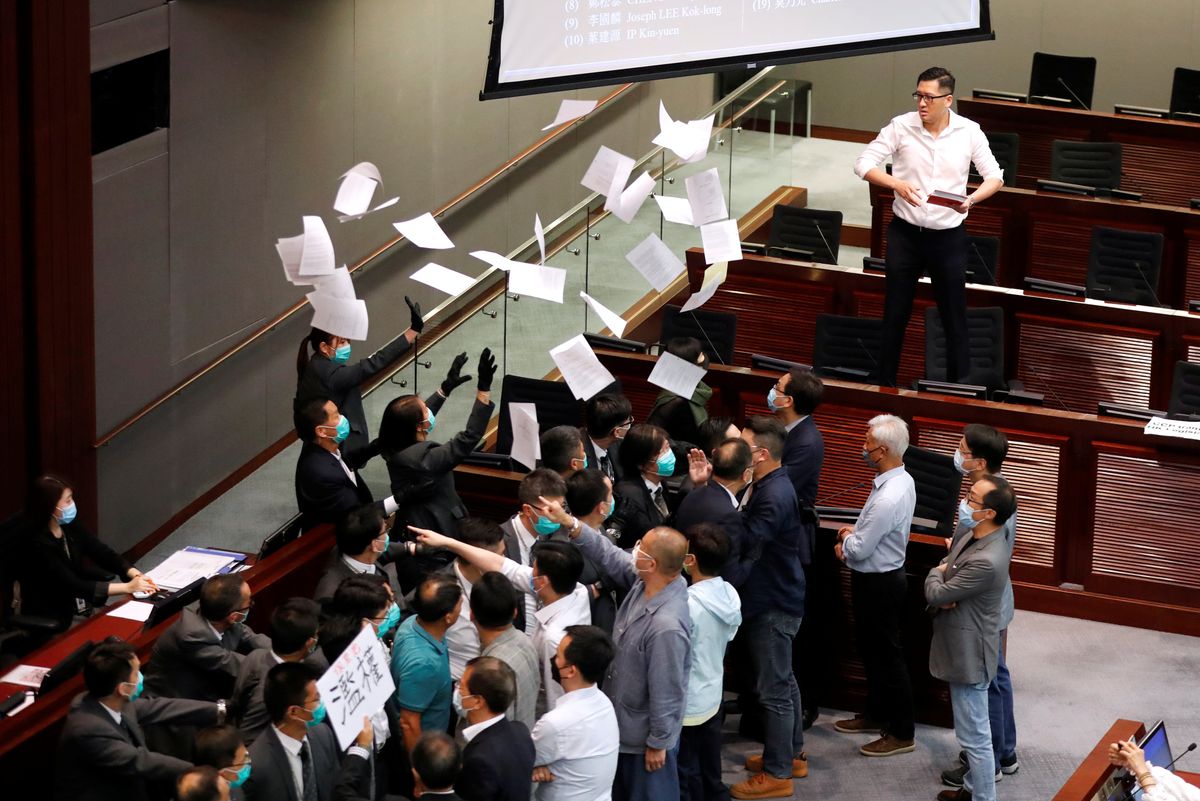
[614,745,680,801]
[988,632,1017,763]
[950,679,996,801]
[744,612,803,779]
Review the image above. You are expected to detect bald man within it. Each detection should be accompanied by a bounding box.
[177,767,230,801]
[542,497,692,801]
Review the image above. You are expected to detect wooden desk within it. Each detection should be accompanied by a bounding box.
[1053,719,1200,800]
[594,349,1200,638]
[959,97,1200,207]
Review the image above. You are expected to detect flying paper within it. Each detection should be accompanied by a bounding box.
[509,403,541,471]
[550,334,617,401]
[298,216,336,277]
[308,291,369,340]
[625,233,685,292]
[541,98,599,131]
[648,351,708,399]
[680,261,728,312]
[393,213,454,250]
[411,263,476,297]
[580,291,628,337]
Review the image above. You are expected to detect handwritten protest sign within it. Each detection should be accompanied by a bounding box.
[317,624,395,749]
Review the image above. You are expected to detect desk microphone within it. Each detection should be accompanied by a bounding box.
[1017,358,1072,412]
[807,217,837,266]
[1132,261,1166,308]
[687,310,727,366]
[855,337,887,385]
[1057,77,1090,110]
[969,239,999,285]
[1163,742,1197,772]
[816,480,870,505]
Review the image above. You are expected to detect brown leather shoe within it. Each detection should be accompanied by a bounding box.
[744,752,809,778]
[860,734,916,757]
[833,714,884,734]
[937,788,972,801]
[730,773,795,799]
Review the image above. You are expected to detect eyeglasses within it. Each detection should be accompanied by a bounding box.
[912,92,951,103]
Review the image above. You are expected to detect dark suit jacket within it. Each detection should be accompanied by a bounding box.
[782,416,824,564]
[295,336,415,465]
[455,717,535,801]
[739,467,807,621]
[244,723,346,801]
[674,482,752,586]
[53,693,217,801]
[144,607,272,701]
[384,397,493,539]
[581,432,623,482]
[296,441,381,531]
[610,478,674,549]
[313,546,405,604]
[16,519,133,627]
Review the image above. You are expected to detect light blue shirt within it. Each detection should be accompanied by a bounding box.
[843,466,916,573]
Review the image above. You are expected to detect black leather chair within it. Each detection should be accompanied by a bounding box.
[1085,226,1165,306]
[1050,141,1123,190]
[970,132,1019,187]
[1169,67,1200,119]
[0,514,66,660]
[660,304,737,365]
[1168,361,1200,416]
[965,235,999,285]
[1029,51,1096,109]
[766,205,843,265]
[812,314,882,382]
[924,306,1010,393]
[902,445,961,536]
[495,374,582,455]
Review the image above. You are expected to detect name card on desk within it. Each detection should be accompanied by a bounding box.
[318,625,394,749]
[1144,417,1200,441]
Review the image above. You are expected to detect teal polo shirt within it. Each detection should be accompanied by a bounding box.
[390,614,451,733]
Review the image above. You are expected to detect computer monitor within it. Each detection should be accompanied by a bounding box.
[38,640,96,696]
[1141,720,1173,773]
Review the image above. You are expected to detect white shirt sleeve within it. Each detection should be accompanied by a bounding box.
[383,495,398,516]
[499,557,536,597]
[969,125,1004,184]
[854,120,900,179]
[531,713,563,766]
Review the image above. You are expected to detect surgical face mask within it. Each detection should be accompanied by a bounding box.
[958,498,982,530]
[371,534,388,554]
[332,343,352,364]
[300,700,326,728]
[767,387,783,411]
[550,658,564,685]
[452,686,464,718]
[322,415,350,444]
[57,500,77,526]
[529,573,546,597]
[377,603,401,638]
[633,544,655,574]
[862,446,882,467]
[533,515,561,536]
[422,410,437,435]
[655,449,676,476]
[605,496,616,518]
[228,762,252,788]
[123,671,144,702]
[953,449,975,476]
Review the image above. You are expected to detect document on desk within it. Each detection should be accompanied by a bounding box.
[509,403,541,471]
[581,146,634,200]
[106,600,155,623]
[550,334,617,401]
[507,262,566,303]
[534,214,546,264]
[308,266,355,299]
[542,98,598,131]
[654,195,695,226]
[648,351,708,399]
[580,291,628,337]
[1144,417,1200,441]
[680,261,728,312]
[308,291,369,340]
[1,664,50,689]
[299,216,336,277]
[610,171,656,224]
[700,220,743,265]
[144,550,238,592]
[411,263,476,297]
[684,168,728,226]
[393,213,454,250]
[625,233,685,292]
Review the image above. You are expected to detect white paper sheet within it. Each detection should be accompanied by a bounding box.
[411,263,476,297]
[393,213,454,250]
[507,262,566,303]
[648,351,708,399]
[469,250,510,270]
[318,624,396,750]
[276,234,305,283]
[144,550,237,592]
[684,168,728,226]
[654,195,695,226]
[581,145,634,199]
[625,233,685,292]
[611,171,656,224]
[308,291,370,340]
[336,196,399,223]
[106,600,155,623]
[299,215,336,277]
[0,665,50,688]
[550,334,617,401]
[333,170,378,217]
[680,261,729,312]
[580,291,628,337]
[509,402,541,471]
[1144,416,1200,441]
[309,266,356,299]
[700,220,743,264]
[652,101,715,163]
[541,98,598,131]
[534,213,546,264]
[680,115,715,164]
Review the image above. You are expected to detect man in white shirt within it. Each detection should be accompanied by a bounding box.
[853,66,1005,387]
[531,626,619,801]
[441,519,510,682]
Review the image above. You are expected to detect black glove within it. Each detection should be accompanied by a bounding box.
[406,296,424,334]
[477,347,497,392]
[440,352,471,396]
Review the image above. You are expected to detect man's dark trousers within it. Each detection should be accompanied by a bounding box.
[850,567,914,740]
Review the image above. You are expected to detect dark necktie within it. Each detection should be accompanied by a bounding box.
[300,740,318,801]
[652,486,669,519]
[599,454,612,479]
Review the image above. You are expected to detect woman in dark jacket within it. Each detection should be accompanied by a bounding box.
[16,475,157,628]
[294,295,424,468]
[610,423,677,548]
[379,348,496,541]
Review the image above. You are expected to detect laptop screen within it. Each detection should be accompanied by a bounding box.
[1141,721,1173,773]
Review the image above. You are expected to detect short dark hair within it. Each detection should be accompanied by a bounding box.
[336,504,384,556]
[531,540,584,595]
[684,522,730,576]
[176,766,222,801]
[83,637,135,697]
[918,66,955,94]
[586,394,632,438]
[412,574,462,622]
[518,468,568,508]
[378,394,426,457]
[411,732,461,790]
[964,423,1008,473]
[296,397,333,443]
[697,416,734,455]
[463,656,515,713]
[981,476,1017,525]
[469,571,519,629]
[561,625,615,684]
[618,423,668,477]
[194,724,242,770]
[540,426,584,474]
[318,613,364,663]
[263,662,319,724]
[783,369,823,415]
[198,574,246,621]
[745,415,786,460]
[331,574,390,621]
[270,597,321,655]
[665,336,704,365]
[711,437,752,481]
[458,517,504,549]
[566,469,610,519]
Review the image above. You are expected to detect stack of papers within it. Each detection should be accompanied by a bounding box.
[1,664,50,689]
[276,216,336,284]
[143,548,241,592]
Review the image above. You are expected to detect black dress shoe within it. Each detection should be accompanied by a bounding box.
[802,708,819,730]
[936,789,972,801]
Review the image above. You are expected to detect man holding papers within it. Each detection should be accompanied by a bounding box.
[853,67,1004,387]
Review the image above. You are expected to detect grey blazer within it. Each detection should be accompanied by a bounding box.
[53,693,217,801]
[924,527,1009,685]
[243,724,343,801]
[144,607,273,701]
[233,649,333,744]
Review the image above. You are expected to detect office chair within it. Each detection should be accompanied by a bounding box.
[1085,226,1165,306]
[965,235,1000,285]
[660,304,737,365]
[969,132,1019,188]
[1049,141,1123,190]
[812,314,882,382]
[1169,67,1200,120]
[766,205,843,265]
[495,374,583,455]
[1168,361,1200,416]
[902,445,961,536]
[924,306,1013,394]
[1028,52,1097,109]
[0,514,67,659]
